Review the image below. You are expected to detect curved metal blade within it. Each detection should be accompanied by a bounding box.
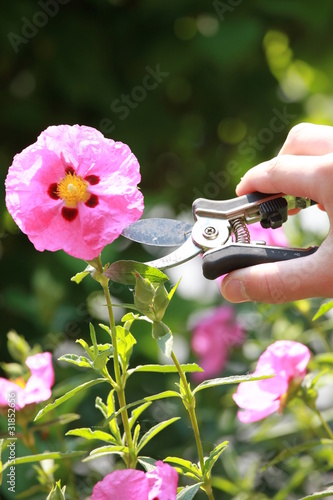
[122,218,193,247]
[145,236,201,270]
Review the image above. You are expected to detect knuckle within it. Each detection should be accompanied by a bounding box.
[286,122,311,145]
[264,156,282,177]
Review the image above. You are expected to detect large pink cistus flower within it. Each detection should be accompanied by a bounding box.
[191,305,245,382]
[5,125,144,260]
[0,352,55,410]
[91,461,178,500]
[233,340,311,423]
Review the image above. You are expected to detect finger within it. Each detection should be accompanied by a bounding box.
[279,123,333,156]
[220,242,333,303]
[236,153,333,207]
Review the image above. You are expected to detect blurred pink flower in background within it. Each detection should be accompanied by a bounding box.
[248,222,288,247]
[5,124,144,260]
[233,340,311,423]
[0,352,55,410]
[191,305,245,382]
[91,461,178,500]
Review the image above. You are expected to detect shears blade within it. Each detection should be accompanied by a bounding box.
[122,218,193,247]
[145,236,201,270]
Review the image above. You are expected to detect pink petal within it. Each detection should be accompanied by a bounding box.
[91,469,148,500]
[0,379,26,409]
[146,461,178,500]
[23,352,55,406]
[237,401,280,423]
[233,375,283,411]
[257,341,311,381]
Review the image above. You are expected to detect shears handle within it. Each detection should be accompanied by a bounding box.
[202,244,318,280]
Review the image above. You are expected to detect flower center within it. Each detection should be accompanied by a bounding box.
[14,377,26,389]
[57,172,90,208]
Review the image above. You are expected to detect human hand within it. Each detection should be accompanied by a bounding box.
[221,123,333,303]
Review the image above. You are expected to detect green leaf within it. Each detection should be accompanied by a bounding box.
[211,476,239,495]
[116,325,136,369]
[177,483,203,499]
[261,439,333,471]
[144,390,181,402]
[83,445,129,461]
[156,330,173,357]
[107,390,122,442]
[315,352,333,365]
[89,323,98,357]
[76,338,93,359]
[153,283,170,321]
[298,487,333,500]
[137,456,157,472]
[2,451,84,472]
[312,301,333,320]
[105,260,169,286]
[193,373,274,394]
[127,363,203,377]
[168,278,181,301]
[34,378,107,421]
[95,396,107,418]
[132,423,141,448]
[152,320,170,339]
[164,456,202,480]
[46,480,66,500]
[93,348,113,371]
[129,402,152,431]
[137,417,180,452]
[203,441,229,477]
[103,391,180,428]
[58,354,92,369]
[33,413,80,430]
[66,427,118,444]
[71,269,90,284]
[7,330,31,363]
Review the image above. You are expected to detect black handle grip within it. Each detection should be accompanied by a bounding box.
[202,244,318,280]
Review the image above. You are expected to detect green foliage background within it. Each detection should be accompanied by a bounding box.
[1,1,333,499]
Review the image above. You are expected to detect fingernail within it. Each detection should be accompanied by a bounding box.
[222,279,250,303]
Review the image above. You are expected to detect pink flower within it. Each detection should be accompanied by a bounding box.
[0,352,55,410]
[233,340,311,423]
[5,125,144,260]
[91,461,178,500]
[191,306,245,382]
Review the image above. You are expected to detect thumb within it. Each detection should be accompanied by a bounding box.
[220,246,331,303]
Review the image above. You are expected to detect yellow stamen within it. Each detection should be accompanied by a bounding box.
[57,173,90,208]
[14,377,26,389]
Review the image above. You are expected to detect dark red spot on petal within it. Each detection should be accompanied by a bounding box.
[85,194,99,208]
[84,174,100,185]
[65,166,75,175]
[61,207,78,221]
[48,183,59,200]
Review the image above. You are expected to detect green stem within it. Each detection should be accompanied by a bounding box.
[96,257,135,467]
[171,351,214,500]
[313,406,333,440]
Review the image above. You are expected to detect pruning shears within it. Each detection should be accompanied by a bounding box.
[121,192,318,280]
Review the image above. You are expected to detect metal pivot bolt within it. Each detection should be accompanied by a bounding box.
[203,226,219,239]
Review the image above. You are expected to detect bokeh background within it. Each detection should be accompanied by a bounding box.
[1,1,333,499]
